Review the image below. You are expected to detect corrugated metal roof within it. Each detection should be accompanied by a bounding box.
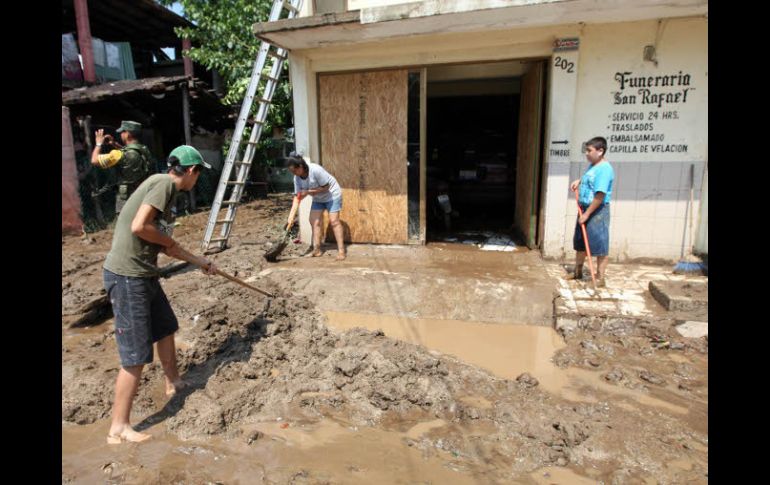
[62,75,189,104]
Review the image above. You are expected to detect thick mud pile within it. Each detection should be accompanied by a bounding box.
[62,194,708,483]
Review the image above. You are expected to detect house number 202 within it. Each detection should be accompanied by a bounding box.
[554,56,575,73]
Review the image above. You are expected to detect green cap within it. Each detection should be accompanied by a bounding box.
[116,120,142,133]
[168,145,212,169]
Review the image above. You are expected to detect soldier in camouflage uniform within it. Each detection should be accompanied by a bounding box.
[91,120,154,214]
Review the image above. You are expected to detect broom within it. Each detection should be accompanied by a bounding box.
[674,164,706,274]
[264,194,302,262]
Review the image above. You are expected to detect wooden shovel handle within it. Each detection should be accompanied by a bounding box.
[170,250,275,298]
[285,194,302,231]
[214,268,275,298]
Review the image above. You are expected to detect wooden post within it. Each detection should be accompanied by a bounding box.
[182,82,196,211]
[182,38,193,77]
[73,0,96,84]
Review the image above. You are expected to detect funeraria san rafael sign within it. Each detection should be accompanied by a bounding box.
[613,71,693,107]
[608,71,695,154]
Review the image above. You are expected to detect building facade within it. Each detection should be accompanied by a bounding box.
[258,0,708,261]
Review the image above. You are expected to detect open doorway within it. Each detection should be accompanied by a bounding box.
[424,60,546,250]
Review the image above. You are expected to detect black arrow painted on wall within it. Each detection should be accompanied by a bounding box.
[551,140,569,144]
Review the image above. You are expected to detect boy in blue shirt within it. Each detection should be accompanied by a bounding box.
[568,137,615,287]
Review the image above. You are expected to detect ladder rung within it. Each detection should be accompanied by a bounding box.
[234,117,265,126]
[282,1,299,14]
[209,238,228,243]
[227,181,246,185]
[235,161,252,166]
[258,97,272,104]
[221,200,239,205]
[268,50,287,60]
[263,74,280,82]
[216,219,234,224]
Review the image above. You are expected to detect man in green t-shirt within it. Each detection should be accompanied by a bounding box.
[103,145,216,444]
[91,120,154,214]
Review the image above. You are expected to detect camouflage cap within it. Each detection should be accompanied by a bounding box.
[116,120,142,133]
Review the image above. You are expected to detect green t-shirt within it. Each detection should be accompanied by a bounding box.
[104,174,177,277]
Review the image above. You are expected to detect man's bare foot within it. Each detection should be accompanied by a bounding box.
[107,425,151,444]
[311,249,322,257]
[336,251,346,261]
[165,379,188,397]
[564,272,583,281]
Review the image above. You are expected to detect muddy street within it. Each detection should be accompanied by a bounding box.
[62,195,707,484]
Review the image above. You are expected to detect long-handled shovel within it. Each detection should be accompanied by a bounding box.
[264,194,302,262]
[173,252,275,298]
[67,257,274,331]
[574,191,597,291]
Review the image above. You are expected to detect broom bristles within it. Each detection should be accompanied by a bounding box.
[673,260,706,274]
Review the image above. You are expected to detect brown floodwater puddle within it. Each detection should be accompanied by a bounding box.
[61,417,614,484]
[530,466,603,484]
[63,417,497,484]
[324,311,688,415]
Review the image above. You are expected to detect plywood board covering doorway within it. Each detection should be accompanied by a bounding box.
[319,69,409,244]
[514,61,545,248]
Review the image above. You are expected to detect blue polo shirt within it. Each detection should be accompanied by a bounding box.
[579,161,614,207]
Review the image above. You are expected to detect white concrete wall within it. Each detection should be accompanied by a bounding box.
[301,23,576,72]
[288,16,707,260]
[541,44,579,259]
[289,52,320,244]
[550,17,708,262]
[349,0,412,9]
[354,0,572,20]
[313,0,347,14]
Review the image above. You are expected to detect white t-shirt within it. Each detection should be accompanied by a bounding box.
[293,162,342,203]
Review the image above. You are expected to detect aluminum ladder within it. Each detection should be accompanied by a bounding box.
[201,0,303,252]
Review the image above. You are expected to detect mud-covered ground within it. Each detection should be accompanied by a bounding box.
[62,194,707,484]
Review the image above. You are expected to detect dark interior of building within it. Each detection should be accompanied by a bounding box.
[426,89,520,238]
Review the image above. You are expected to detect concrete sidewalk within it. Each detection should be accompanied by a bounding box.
[545,262,708,332]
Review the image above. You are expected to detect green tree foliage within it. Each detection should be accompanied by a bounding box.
[160,0,293,172]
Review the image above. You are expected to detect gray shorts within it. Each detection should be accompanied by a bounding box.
[103,269,179,367]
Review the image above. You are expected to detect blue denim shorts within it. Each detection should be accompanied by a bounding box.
[103,269,179,367]
[311,197,342,213]
[573,204,610,256]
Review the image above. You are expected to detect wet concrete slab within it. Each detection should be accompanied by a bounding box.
[261,243,557,326]
[649,280,708,312]
[546,262,708,333]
